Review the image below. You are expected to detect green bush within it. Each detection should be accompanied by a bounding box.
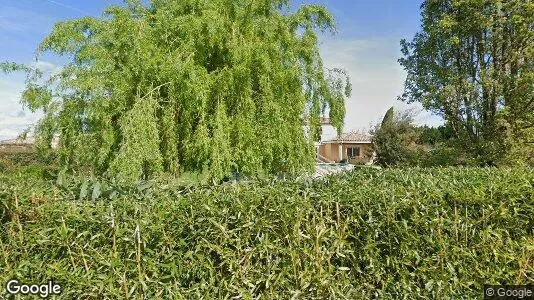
[0,159,6,173]
[0,168,533,298]
[418,145,473,167]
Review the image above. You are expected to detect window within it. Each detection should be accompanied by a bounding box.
[347,147,360,158]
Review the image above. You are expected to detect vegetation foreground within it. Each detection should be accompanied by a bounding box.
[0,167,532,298]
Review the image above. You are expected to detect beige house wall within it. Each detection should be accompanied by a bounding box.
[318,143,339,162]
[318,142,373,163]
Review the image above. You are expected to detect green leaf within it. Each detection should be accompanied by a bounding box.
[79,179,89,200]
[91,181,101,200]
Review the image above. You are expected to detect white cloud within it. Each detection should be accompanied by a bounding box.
[32,60,60,73]
[0,128,23,140]
[319,37,443,139]
[0,75,42,140]
[0,115,38,126]
[0,59,61,140]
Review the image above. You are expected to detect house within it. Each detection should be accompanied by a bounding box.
[317,131,374,164]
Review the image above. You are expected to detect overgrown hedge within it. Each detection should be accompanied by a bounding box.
[1,168,533,298]
[0,151,58,175]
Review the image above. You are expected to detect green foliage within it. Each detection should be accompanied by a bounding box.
[399,0,534,165]
[416,125,454,146]
[0,62,33,74]
[109,92,164,182]
[380,106,394,128]
[371,107,421,167]
[4,0,351,183]
[0,151,58,175]
[414,125,472,166]
[422,145,472,167]
[1,168,532,298]
[372,110,473,167]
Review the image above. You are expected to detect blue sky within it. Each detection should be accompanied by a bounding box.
[0,0,440,140]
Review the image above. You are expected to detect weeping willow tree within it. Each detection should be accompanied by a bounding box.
[1,0,351,183]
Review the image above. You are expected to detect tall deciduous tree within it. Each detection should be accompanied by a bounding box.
[2,0,351,182]
[399,0,533,165]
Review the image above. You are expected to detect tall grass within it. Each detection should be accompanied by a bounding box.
[1,167,533,298]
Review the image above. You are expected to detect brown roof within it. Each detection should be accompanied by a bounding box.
[325,131,372,143]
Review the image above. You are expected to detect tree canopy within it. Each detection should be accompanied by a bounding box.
[399,0,533,165]
[2,0,351,183]
[371,107,421,167]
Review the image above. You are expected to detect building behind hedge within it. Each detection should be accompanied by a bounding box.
[317,131,374,164]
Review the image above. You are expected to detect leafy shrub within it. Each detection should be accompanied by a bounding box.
[0,168,532,298]
[0,159,6,173]
[0,151,57,169]
[371,107,422,167]
[417,145,473,167]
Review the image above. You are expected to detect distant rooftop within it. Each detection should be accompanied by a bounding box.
[0,137,36,146]
[324,130,372,144]
[0,136,59,148]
